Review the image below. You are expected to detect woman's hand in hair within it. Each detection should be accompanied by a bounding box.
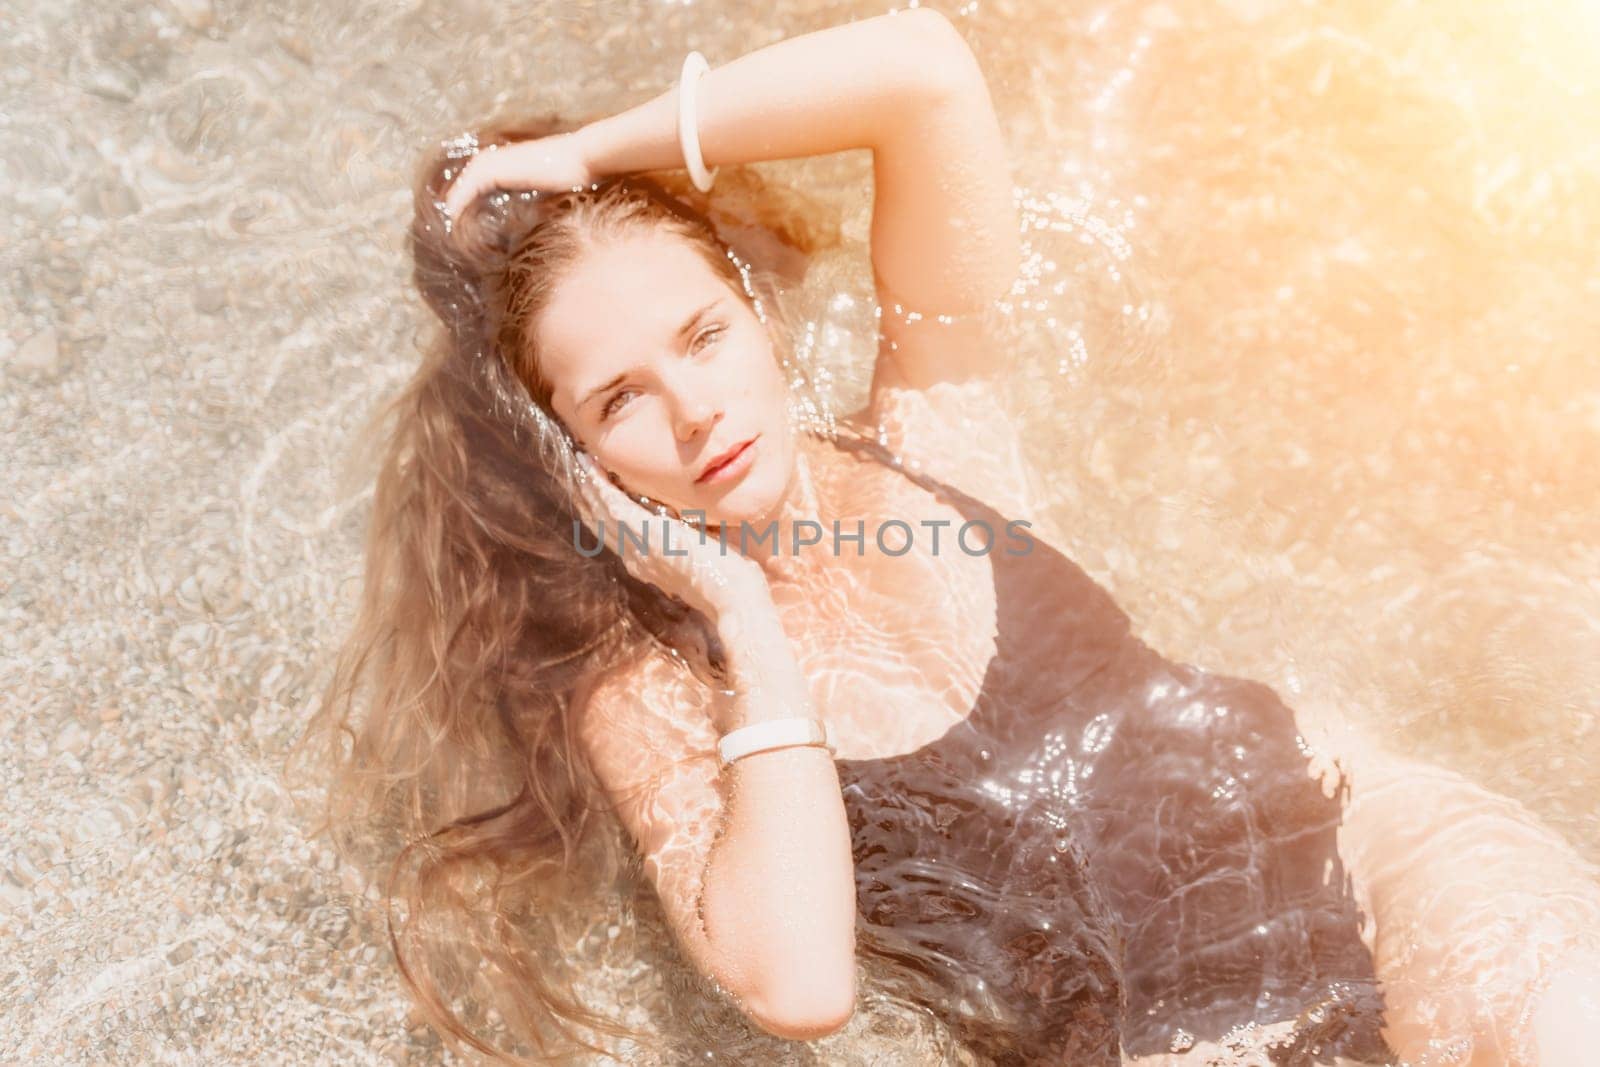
[442,132,596,220]
[573,452,772,623]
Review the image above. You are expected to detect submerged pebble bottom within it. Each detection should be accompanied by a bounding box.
[4,0,1598,1063]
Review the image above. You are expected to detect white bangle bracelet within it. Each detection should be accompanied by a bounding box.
[718,716,834,768]
[677,51,719,193]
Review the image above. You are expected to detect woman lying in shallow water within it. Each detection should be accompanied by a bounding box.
[300,10,1600,1064]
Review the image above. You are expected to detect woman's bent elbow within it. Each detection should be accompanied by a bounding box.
[744,968,856,1041]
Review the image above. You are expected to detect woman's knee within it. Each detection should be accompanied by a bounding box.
[1333,751,1600,1065]
[1530,955,1600,1067]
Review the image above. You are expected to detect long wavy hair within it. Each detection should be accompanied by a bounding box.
[286,113,842,1062]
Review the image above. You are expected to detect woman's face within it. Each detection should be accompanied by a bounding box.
[538,229,796,527]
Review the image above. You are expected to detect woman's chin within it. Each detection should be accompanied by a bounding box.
[687,463,789,528]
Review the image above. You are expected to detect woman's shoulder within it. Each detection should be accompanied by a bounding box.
[847,376,1061,543]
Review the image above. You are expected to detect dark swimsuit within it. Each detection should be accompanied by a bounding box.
[823,430,1391,1065]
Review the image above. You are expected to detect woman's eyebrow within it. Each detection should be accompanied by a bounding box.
[576,297,725,412]
[675,296,723,342]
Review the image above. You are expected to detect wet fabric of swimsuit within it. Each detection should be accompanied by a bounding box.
[823,432,1393,1066]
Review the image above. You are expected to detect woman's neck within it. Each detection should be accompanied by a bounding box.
[733,431,844,586]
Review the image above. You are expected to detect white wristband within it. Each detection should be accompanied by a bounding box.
[718,716,834,767]
[678,51,719,193]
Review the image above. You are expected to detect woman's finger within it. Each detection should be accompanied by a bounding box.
[443,152,504,219]
[572,452,656,551]
[446,144,533,218]
[443,136,595,221]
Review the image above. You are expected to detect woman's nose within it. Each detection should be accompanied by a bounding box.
[667,379,721,442]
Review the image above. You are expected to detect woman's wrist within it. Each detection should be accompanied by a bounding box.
[713,674,816,735]
[575,103,679,181]
[573,10,966,182]
[711,606,814,733]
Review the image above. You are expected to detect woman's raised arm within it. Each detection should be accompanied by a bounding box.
[577,603,859,1041]
[569,461,858,1041]
[568,12,1022,431]
[579,9,1019,321]
[447,11,1018,326]
[579,10,965,176]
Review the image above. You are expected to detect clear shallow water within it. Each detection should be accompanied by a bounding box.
[4,0,1598,1063]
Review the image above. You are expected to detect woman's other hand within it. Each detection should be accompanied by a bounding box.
[573,451,770,623]
[443,131,596,219]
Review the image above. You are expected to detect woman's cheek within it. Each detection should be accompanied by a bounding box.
[596,419,653,485]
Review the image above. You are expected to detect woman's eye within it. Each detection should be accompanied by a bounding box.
[692,324,726,352]
[599,388,636,420]
[597,326,723,422]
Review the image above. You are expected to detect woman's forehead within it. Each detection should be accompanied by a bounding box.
[547,235,723,338]
[537,236,731,403]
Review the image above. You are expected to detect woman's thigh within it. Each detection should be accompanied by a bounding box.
[1334,747,1600,1066]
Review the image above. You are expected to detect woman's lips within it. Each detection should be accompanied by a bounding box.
[696,436,757,485]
